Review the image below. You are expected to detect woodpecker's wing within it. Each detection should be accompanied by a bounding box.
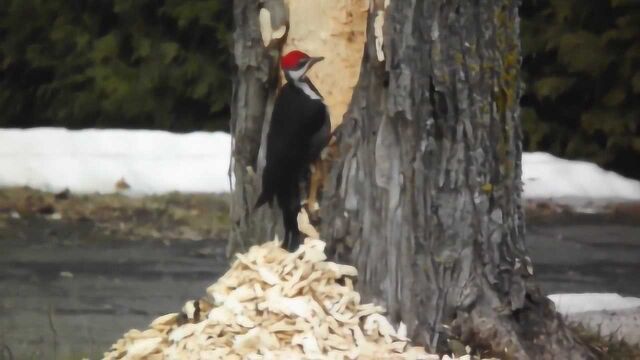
[259,83,328,203]
[259,84,306,202]
[302,79,331,163]
[307,109,331,163]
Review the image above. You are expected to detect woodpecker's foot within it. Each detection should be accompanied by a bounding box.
[284,231,301,252]
[305,202,321,224]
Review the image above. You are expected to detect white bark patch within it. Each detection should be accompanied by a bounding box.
[344,158,359,211]
[272,25,287,40]
[259,8,273,47]
[374,116,401,208]
[430,17,439,40]
[259,8,288,47]
[374,10,385,62]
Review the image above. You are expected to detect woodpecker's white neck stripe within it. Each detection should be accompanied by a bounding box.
[294,79,322,100]
[286,63,322,100]
[288,66,307,82]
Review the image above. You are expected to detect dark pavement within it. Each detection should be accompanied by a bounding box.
[0,215,638,359]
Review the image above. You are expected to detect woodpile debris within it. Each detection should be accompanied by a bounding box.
[103,238,478,359]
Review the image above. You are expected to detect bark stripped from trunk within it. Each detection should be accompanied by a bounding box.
[318,1,595,358]
[283,0,369,129]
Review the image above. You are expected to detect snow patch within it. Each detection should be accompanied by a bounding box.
[0,128,231,195]
[522,152,640,200]
[549,293,640,315]
[2,129,640,201]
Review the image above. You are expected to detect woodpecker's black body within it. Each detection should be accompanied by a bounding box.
[255,76,330,251]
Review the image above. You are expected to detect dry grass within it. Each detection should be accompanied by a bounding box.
[571,323,640,360]
[0,187,229,241]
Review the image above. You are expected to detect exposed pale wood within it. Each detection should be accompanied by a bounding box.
[282,0,368,128]
[280,0,369,214]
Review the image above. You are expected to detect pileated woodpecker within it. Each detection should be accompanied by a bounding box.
[255,50,331,250]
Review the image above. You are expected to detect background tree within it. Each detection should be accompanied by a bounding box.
[230,0,596,358]
[0,0,231,131]
[520,0,640,179]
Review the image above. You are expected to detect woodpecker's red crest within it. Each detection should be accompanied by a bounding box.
[280,51,324,85]
[281,50,309,70]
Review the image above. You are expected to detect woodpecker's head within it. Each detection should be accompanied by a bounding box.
[281,50,324,82]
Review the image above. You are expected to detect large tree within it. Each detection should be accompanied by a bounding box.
[229,0,595,358]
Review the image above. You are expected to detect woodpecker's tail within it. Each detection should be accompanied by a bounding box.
[254,191,272,210]
[276,189,302,251]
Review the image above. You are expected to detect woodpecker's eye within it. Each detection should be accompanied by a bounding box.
[295,58,309,69]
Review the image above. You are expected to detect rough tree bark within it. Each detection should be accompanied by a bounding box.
[319,1,594,359]
[230,0,595,358]
[228,0,285,256]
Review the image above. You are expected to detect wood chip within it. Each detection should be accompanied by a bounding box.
[103,239,494,360]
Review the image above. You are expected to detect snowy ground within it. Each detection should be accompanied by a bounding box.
[549,294,640,344]
[0,128,231,194]
[2,128,640,200]
[549,293,640,315]
[522,152,640,202]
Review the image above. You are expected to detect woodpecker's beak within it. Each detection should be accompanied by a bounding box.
[308,56,324,68]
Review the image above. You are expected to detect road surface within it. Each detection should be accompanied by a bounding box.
[0,215,638,359]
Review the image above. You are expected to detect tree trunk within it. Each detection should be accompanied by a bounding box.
[227,0,283,256]
[230,0,595,358]
[319,1,594,359]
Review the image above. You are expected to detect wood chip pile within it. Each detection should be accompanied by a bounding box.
[103,239,473,360]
